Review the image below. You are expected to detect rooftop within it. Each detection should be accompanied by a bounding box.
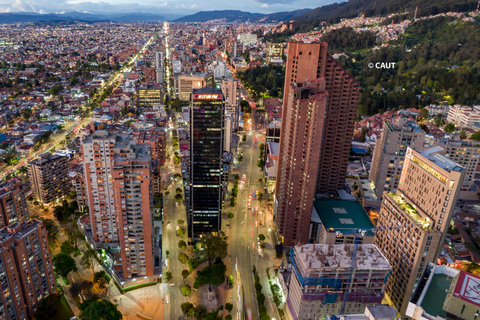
[312,199,374,231]
[453,271,480,308]
[294,244,391,271]
[414,147,465,173]
[420,273,451,317]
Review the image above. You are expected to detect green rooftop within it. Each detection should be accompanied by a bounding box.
[420,274,451,318]
[312,199,374,231]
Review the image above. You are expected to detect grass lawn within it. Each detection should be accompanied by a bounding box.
[51,295,74,320]
[188,257,207,272]
[193,262,226,289]
[123,281,157,293]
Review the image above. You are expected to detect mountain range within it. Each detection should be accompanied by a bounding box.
[0,0,477,24]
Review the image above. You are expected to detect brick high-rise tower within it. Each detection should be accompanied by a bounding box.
[275,79,328,246]
[275,42,360,245]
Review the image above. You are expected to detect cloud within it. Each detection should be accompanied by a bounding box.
[261,3,269,8]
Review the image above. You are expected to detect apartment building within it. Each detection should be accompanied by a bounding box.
[0,178,29,227]
[266,43,283,64]
[281,244,391,320]
[374,147,465,316]
[275,79,328,246]
[275,41,360,246]
[221,78,240,130]
[28,153,69,204]
[0,220,56,319]
[82,131,156,279]
[370,116,425,199]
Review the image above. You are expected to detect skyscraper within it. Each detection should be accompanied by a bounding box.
[275,79,328,246]
[28,153,69,203]
[374,147,464,315]
[0,219,57,319]
[370,116,425,199]
[82,131,156,279]
[275,42,360,245]
[188,88,224,239]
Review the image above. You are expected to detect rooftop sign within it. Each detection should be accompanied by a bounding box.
[194,94,222,100]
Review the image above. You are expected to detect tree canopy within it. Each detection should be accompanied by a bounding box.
[79,299,122,320]
[53,253,77,278]
[201,231,228,265]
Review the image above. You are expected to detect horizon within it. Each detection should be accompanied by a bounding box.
[0,0,342,19]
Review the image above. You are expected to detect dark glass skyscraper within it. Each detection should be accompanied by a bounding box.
[188,88,224,239]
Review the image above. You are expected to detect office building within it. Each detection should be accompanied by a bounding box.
[82,131,156,279]
[172,60,182,74]
[177,73,213,101]
[374,147,465,316]
[188,89,224,239]
[436,138,480,191]
[224,113,233,152]
[0,219,56,319]
[275,79,328,246]
[309,199,375,245]
[280,244,391,320]
[0,178,29,227]
[28,153,69,204]
[238,33,257,46]
[266,43,284,64]
[370,116,425,199]
[137,83,162,108]
[221,78,240,130]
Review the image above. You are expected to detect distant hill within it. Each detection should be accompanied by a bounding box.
[173,10,264,23]
[258,9,312,23]
[295,0,478,23]
[0,12,166,23]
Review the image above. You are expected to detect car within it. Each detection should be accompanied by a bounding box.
[175,202,179,208]
[226,223,230,227]
[167,221,171,227]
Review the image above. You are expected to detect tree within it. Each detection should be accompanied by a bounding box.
[50,84,64,96]
[42,219,59,242]
[201,231,228,265]
[226,315,233,320]
[228,212,234,219]
[471,131,480,141]
[65,222,82,248]
[242,135,247,142]
[460,130,467,140]
[33,293,61,320]
[177,226,186,237]
[79,299,122,320]
[179,253,189,264]
[166,250,170,258]
[82,249,98,277]
[419,108,429,119]
[194,305,208,320]
[60,240,76,255]
[444,123,455,133]
[225,302,233,313]
[21,108,32,120]
[175,193,183,201]
[178,218,185,225]
[178,240,187,250]
[176,187,182,194]
[466,262,480,274]
[234,174,240,181]
[53,253,77,278]
[94,270,111,288]
[181,302,195,316]
[182,269,190,280]
[258,234,266,241]
[181,284,191,296]
[164,271,172,282]
[238,156,243,162]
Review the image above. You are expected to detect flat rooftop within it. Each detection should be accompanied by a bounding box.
[312,199,374,231]
[294,244,391,271]
[415,147,464,172]
[453,271,480,307]
[420,273,451,318]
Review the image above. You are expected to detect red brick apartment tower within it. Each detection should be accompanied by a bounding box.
[275,79,328,246]
[275,42,360,245]
[0,220,56,319]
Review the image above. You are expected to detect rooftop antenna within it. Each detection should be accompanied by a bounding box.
[414,6,418,21]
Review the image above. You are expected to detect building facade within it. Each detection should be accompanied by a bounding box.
[281,244,391,320]
[275,79,328,246]
[137,83,162,108]
[0,220,56,319]
[266,43,284,64]
[28,153,69,204]
[374,147,465,316]
[188,89,224,239]
[82,131,156,279]
[0,178,29,228]
[370,116,425,199]
[177,73,213,101]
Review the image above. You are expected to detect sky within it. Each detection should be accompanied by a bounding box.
[0,0,340,18]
